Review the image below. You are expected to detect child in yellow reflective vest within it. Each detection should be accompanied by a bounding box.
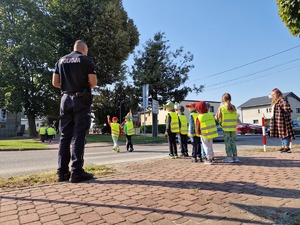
[215,93,239,163]
[164,101,180,158]
[122,110,134,152]
[195,101,218,165]
[176,105,189,157]
[186,102,202,162]
[107,115,124,152]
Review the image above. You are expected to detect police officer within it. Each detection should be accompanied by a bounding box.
[52,40,97,183]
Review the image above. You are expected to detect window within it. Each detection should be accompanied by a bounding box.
[258,109,260,113]
[253,120,258,124]
[210,106,214,113]
[266,108,271,113]
[296,108,300,113]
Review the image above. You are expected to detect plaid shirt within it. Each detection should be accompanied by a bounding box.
[270,98,295,139]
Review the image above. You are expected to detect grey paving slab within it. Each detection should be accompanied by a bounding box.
[1,148,300,224]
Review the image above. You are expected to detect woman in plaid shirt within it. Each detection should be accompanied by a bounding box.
[269,88,295,153]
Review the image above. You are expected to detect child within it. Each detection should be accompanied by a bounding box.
[107,115,124,152]
[186,103,202,162]
[176,105,189,157]
[215,93,239,163]
[195,101,218,165]
[164,101,180,158]
[201,102,211,160]
[123,110,135,152]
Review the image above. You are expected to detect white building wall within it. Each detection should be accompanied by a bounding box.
[287,96,300,120]
[240,96,300,125]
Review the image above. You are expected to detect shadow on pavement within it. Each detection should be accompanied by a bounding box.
[89,179,300,199]
[0,195,273,225]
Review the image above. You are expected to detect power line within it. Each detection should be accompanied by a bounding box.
[189,44,300,82]
[205,58,300,88]
[204,64,300,91]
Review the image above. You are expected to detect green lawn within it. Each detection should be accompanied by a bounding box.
[0,139,48,150]
[0,134,167,150]
[86,134,168,144]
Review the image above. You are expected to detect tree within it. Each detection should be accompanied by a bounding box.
[0,0,139,137]
[130,32,194,136]
[47,0,139,85]
[0,0,58,137]
[276,0,300,37]
[92,82,140,126]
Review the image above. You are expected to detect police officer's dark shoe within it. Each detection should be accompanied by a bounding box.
[129,148,134,152]
[70,171,94,183]
[58,172,71,182]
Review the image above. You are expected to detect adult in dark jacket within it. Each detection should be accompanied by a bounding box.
[269,88,295,153]
[52,40,97,182]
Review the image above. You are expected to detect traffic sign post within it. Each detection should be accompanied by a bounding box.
[262,115,267,152]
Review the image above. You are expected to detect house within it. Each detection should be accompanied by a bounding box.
[21,116,46,132]
[238,92,300,125]
[140,99,221,126]
[0,109,23,138]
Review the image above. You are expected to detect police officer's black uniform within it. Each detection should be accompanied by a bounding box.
[54,50,96,182]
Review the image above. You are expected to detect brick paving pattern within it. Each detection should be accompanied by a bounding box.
[1,148,300,224]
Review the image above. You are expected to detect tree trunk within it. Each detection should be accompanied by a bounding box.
[152,113,158,137]
[27,110,38,137]
[152,95,158,137]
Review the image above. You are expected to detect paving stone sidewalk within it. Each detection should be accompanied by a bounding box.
[1,148,300,225]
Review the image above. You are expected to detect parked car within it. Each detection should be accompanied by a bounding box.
[292,120,300,135]
[92,125,100,134]
[214,122,224,141]
[236,123,262,135]
[265,120,300,136]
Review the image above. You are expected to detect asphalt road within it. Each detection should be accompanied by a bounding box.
[1,135,299,178]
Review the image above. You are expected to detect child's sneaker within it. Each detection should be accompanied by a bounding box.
[169,154,175,159]
[112,146,116,151]
[204,160,213,165]
[191,157,198,163]
[233,156,240,162]
[222,157,234,163]
[116,146,120,153]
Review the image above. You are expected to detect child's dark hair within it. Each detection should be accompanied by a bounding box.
[222,93,231,103]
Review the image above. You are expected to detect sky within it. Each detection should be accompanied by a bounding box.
[122,0,300,108]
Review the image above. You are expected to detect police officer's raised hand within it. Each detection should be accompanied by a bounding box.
[107,115,110,118]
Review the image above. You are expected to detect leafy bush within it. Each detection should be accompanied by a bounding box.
[140,125,166,134]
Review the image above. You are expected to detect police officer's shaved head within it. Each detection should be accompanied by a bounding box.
[74,40,88,55]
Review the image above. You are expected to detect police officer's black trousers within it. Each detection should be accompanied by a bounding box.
[126,134,133,150]
[58,94,91,175]
[192,136,201,159]
[167,131,178,156]
[180,134,188,154]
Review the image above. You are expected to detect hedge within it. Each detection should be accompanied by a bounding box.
[140,125,166,134]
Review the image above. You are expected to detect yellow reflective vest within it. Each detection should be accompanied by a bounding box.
[189,112,200,137]
[198,113,218,139]
[167,112,180,133]
[39,127,47,135]
[178,114,188,135]
[220,106,238,132]
[111,123,120,137]
[47,127,56,135]
[125,121,134,136]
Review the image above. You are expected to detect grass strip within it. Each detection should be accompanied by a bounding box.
[0,139,47,150]
[0,165,115,190]
[86,134,167,144]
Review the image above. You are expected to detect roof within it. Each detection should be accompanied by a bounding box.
[181,99,221,104]
[238,92,300,109]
